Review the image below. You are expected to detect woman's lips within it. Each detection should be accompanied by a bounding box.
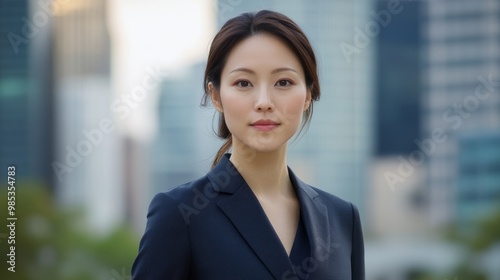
[251,124,279,131]
[250,119,280,131]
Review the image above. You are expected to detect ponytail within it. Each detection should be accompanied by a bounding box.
[211,112,232,168]
[212,137,232,168]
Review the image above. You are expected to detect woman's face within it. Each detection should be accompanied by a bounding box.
[211,33,311,153]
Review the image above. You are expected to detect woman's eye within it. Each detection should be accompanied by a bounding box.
[236,80,251,87]
[276,80,292,87]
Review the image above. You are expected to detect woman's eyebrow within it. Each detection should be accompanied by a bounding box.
[229,67,297,74]
[229,67,255,74]
[271,67,297,74]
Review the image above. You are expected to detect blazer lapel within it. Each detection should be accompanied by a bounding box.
[208,155,293,280]
[288,168,332,265]
[207,154,332,279]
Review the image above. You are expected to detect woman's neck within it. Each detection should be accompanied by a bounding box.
[229,141,293,198]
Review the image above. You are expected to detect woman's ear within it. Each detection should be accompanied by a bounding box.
[208,82,223,112]
[304,89,312,111]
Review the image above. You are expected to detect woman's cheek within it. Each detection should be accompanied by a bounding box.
[281,95,307,123]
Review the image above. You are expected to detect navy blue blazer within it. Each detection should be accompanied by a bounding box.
[132,154,364,279]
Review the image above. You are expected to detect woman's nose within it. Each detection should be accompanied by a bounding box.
[255,87,274,112]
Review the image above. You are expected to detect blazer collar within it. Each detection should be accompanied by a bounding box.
[288,166,331,264]
[207,154,331,279]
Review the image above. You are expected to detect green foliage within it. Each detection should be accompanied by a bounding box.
[441,209,500,280]
[467,210,500,251]
[451,265,487,280]
[443,209,500,252]
[0,183,139,280]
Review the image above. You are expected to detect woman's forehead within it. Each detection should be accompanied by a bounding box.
[222,34,303,75]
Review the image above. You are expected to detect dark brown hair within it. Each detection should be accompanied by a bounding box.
[201,10,320,168]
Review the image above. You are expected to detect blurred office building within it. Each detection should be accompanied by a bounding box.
[375,0,422,157]
[0,0,54,188]
[107,0,217,232]
[214,0,374,213]
[150,62,220,196]
[368,157,429,237]
[52,0,124,234]
[370,0,428,237]
[422,0,500,228]
[365,158,464,279]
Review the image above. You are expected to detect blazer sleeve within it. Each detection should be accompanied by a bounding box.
[350,203,365,280]
[132,192,190,280]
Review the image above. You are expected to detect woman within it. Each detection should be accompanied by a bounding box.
[132,10,364,280]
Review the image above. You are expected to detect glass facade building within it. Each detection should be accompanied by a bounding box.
[0,0,54,188]
[422,0,500,226]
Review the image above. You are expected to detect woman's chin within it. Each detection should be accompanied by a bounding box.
[245,143,287,154]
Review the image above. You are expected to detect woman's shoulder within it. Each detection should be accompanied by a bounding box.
[146,175,215,226]
[305,184,360,216]
[310,185,352,203]
[153,175,212,204]
[289,167,359,215]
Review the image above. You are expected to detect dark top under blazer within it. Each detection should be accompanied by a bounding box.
[132,154,365,279]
